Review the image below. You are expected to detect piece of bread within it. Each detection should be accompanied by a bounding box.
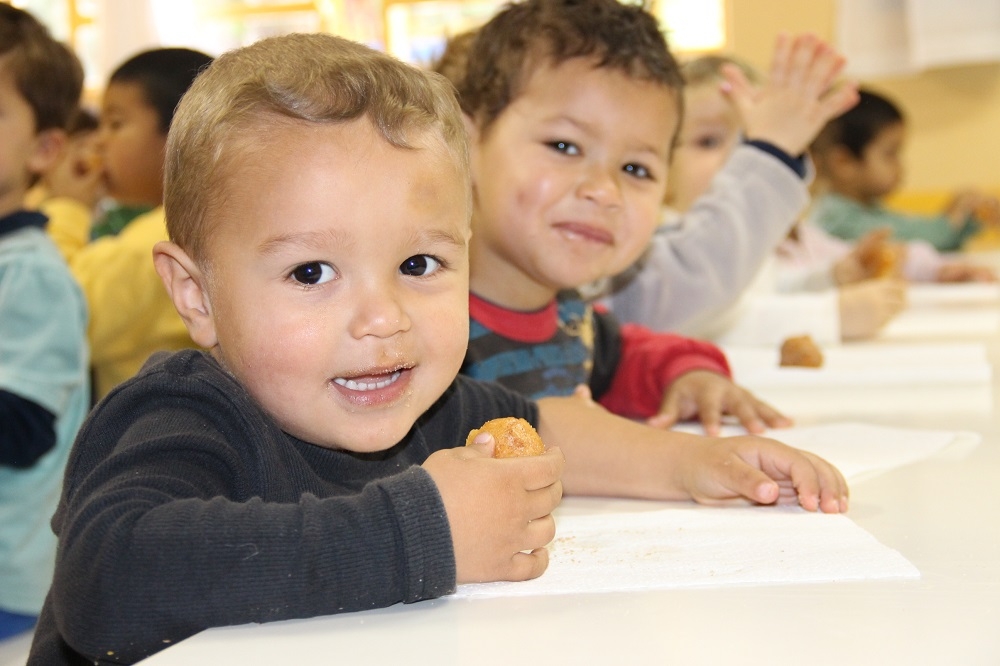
[466,417,545,458]
[860,242,899,278]
[779,334,824,368]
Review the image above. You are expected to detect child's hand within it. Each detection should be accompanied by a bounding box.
[649,370,793,436]
[672,434,849,513]
[936,262,998,283]
[944,189,1000,227]
[723,33,859,158]
[838,278,907,340]
[45,136,105,209]
[422,439,564,585]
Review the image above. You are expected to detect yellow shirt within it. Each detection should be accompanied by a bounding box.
[41,200,195,399]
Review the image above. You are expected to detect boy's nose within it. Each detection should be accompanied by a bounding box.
[347,282,411,339]
[576,164,623,208]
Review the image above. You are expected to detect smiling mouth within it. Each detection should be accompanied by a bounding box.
[553,222,614,245]
[333,371,403,392]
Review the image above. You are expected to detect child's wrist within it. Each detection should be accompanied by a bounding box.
[743,139,807,178]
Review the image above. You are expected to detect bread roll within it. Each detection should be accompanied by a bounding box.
[779,334,824,368]
[466,417,545,458]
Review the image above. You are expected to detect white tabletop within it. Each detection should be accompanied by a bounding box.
[142,285,1000,666]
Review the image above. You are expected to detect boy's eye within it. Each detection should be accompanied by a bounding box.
[624,163,651,180]
[549,140,581,156]
[400,255,442,277]
[290,262,335,285]
[695,135,724,150]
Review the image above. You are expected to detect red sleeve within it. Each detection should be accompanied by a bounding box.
[597,323,731,420]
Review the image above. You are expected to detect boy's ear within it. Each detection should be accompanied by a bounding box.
[152,241,218,349]
[28,128,67,177]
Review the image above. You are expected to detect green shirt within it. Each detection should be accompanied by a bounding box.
[811,192,979,252]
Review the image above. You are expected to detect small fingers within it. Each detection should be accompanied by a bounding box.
[465,433,496,456]
[768,32,792,86]
[506,547,550,582]
[518,447,566,491]
[785,33,821,90]
[786,452,850,513]
[524,477,563,520]
[749,397,794,430]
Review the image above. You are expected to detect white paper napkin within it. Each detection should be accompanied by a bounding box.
[878,307,1000,340]
[455,422,967,599]
[764,422,978,481]
[673,421,979,483]
[454,506,919,599]
[906,283,1000,308]
[723,342,992,389]
[721,343,993,415]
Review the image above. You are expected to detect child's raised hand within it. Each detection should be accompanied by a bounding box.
[672,434,849,513]
[649,370,793,436]
[723,33,859,158]
[945,189,1000,227]
[838,278,907,340]
[422,438,564,585]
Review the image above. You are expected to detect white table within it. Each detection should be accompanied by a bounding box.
[143,384,1000,662]
[134,278,1000,664]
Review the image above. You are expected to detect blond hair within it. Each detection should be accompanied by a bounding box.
[681,54,761,88]
[165,33,469,262]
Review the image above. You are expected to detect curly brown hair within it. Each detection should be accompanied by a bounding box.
[452,0,683,134]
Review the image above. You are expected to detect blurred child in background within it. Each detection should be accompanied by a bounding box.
[637,54,906,346]
[0,4,89,640]
[595,40,864,345]
[809,88,1000,253]
[43,47,213,400]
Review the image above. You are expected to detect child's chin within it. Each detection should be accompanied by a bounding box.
[308,423,414,454]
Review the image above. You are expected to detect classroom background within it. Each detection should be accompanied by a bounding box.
[4,0,1000,663]
[6,0,1000,214]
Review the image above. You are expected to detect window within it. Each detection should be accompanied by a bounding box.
[9,0,726,90]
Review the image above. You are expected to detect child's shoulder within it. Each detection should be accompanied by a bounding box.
[107,348,241,405]
[0,217,84,307]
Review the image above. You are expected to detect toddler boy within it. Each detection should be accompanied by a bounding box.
[448,0,824,434]
[0,4,89,639]
[29,33,847,665]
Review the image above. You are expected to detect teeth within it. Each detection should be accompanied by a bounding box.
[334,371,402,392]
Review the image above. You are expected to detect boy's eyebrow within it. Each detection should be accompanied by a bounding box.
[255,226,467,257]
[256,229,353,256]
[408,227,468,249]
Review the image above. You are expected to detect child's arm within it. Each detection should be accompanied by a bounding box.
[48,395,458,660]
[537,395,848,513]
[838,279,907,340]
[724,33,859,159]
[595,319,790,435]
[422,438,564,584]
